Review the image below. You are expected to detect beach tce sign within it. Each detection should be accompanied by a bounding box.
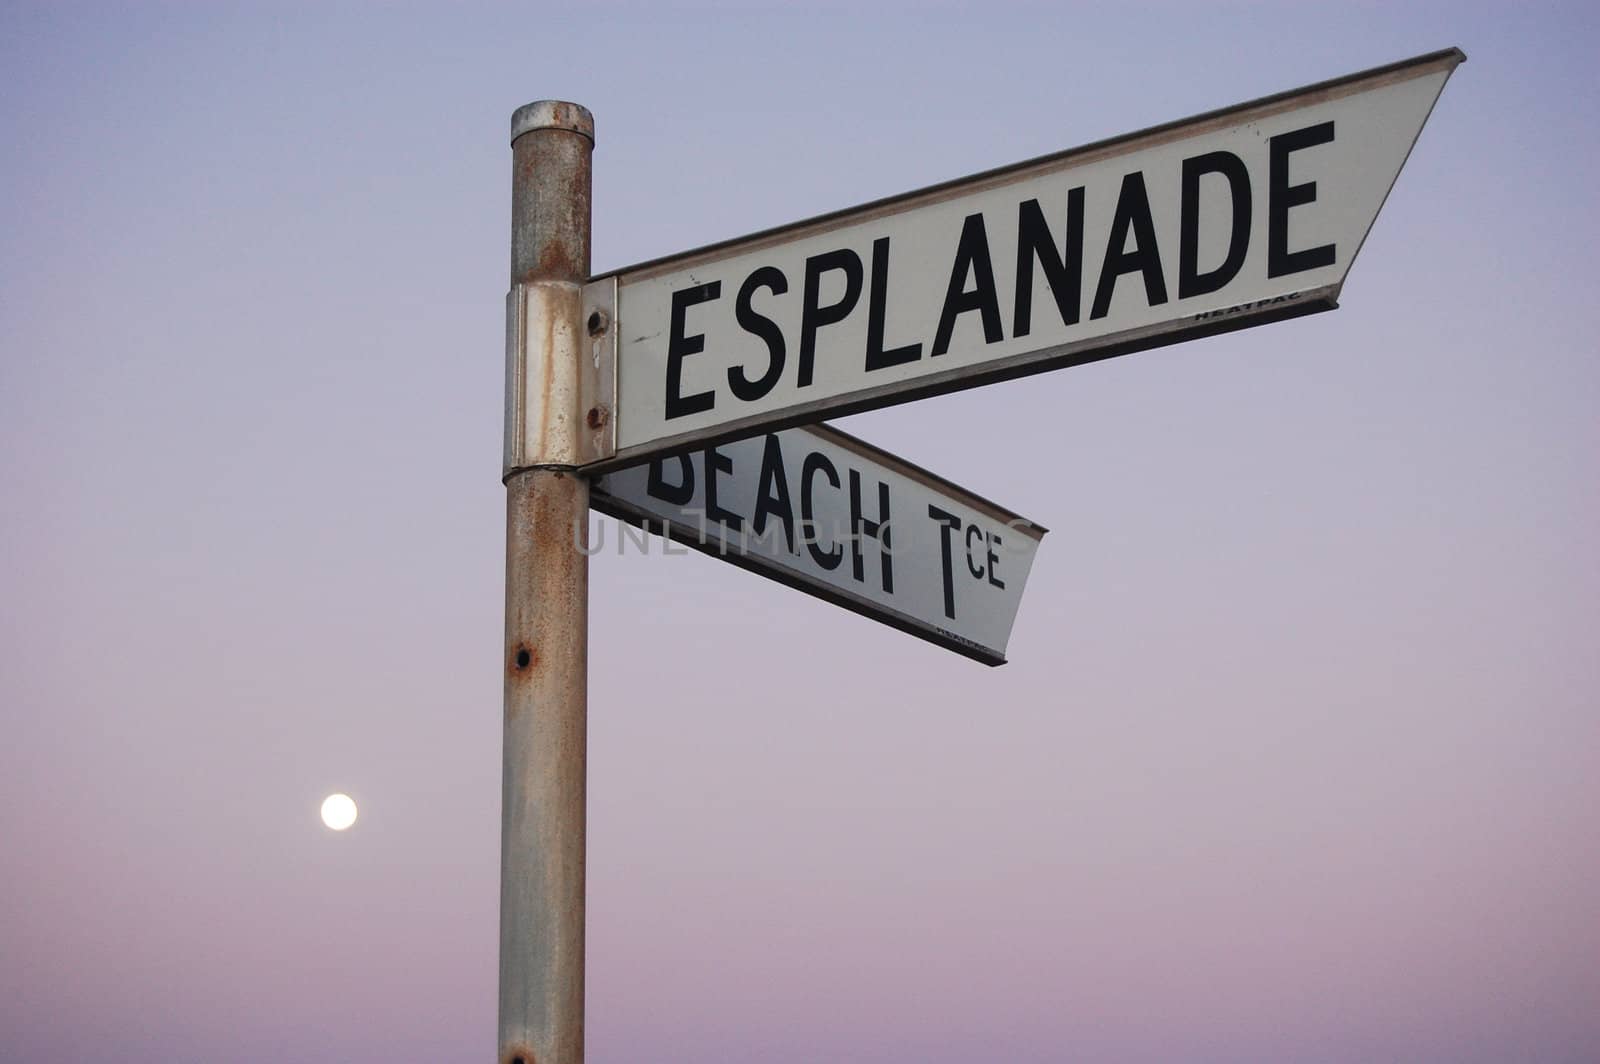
[592,423,1045,665]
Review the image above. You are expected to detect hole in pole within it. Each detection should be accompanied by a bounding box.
[514,648,532,669]
[586,310,606,336]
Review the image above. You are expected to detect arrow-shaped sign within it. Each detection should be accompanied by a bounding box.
[593,423,1045,665]
[542,48,1462,471]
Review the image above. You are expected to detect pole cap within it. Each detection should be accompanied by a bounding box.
[510,101,595,145]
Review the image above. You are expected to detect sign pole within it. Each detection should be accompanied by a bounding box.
[500,101,594,1064]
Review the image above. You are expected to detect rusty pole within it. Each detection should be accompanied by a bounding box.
[501,101,593,1064]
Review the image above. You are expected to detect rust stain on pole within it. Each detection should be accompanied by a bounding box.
[510,102,593,286]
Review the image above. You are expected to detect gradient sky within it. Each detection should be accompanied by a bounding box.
[2,3,1596,1062]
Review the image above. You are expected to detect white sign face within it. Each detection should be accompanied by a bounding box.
[592,424,1045,665]
[598,49,1462,466]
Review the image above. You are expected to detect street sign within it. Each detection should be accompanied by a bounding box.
[578,48,1462,470]
[592,423,1046,665]
[498,50,1466,1061]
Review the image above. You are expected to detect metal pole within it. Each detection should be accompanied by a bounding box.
[500,100,593,1064]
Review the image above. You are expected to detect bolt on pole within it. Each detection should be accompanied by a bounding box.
[500,100,594,1064]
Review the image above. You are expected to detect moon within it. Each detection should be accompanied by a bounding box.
[320,793,358,831]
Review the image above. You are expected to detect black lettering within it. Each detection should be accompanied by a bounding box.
[865,237,922,371]
[1014,190,1084,337]
[1179,151,1252,298]
[729,267,788,401]
[800,451,842,570]
[928,505,962,620]
[751,433,796,553]
[646,454,694,506]
[665,282,720,420]
[798,250,863,387]
[1268,121,1336,277]
[704,445,741,532]
[1090,172,1169,320]
[986,533,1004,589]
[848,470,893,593]
[932,213,1004,357]
[964,523,986,579]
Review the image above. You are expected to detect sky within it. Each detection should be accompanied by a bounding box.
[2,2,1596,1062]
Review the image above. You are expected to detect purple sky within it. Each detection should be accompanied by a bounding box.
[3,3,1596,1062]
